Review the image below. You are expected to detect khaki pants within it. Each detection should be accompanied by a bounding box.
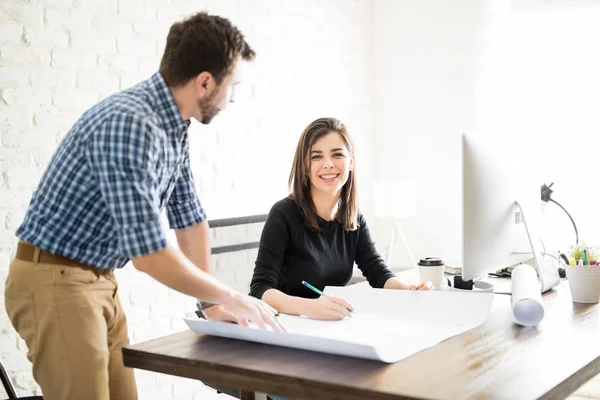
[4,258,138,400]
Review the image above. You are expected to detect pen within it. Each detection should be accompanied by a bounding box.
[301,281,353,313]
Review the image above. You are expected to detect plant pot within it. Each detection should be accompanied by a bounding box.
[566,264,600,303]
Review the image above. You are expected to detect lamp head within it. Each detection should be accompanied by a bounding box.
[541,182,554,202]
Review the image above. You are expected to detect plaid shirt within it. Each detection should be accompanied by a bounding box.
[17,73,206,269]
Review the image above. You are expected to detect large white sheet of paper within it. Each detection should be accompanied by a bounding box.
[184,286,494,363]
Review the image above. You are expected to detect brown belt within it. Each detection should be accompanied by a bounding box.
[15,241,113,275]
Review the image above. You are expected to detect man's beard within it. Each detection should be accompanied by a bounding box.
[197,94,220,125]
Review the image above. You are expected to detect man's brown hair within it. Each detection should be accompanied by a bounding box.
[159,12,255,87]
[288,118,359,232]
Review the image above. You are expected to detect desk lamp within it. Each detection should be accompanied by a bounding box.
[373,180,418,270]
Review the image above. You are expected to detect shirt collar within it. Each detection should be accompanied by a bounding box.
[148,72,191,136]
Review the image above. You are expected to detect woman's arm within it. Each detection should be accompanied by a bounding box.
[383,277,411,290]
[262,289,314,316]
[262,288,353,320]
[249,206,289,300]
[250,202,354,320]
[383,277,432,290]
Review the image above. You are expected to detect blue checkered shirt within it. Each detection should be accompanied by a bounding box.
[17,73,206,269]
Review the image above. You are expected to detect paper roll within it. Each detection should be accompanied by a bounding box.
[511,264,545,326]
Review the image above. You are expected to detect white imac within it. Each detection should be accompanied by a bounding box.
[461,134,560,293]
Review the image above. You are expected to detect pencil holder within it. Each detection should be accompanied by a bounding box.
[566,264,600,303]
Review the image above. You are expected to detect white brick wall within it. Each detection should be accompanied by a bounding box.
[0,0,374,398]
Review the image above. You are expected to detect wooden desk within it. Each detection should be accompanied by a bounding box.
[123,282,600,400]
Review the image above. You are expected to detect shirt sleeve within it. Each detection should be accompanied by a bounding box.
[249,204,289,299]
[166,147,206,230]
[87,113,167,259]
[355,213,396,288]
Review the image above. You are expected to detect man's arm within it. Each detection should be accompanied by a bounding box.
[166,150,234,320]
[167,145,211,275]
[133,245,284,331]
[133,245,228,302]
[87,116,282,330]
[174,220,251,322]
[175,220,211,274]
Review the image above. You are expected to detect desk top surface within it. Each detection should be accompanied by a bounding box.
[123,281,600,400]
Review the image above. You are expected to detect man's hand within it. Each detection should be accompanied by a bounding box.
[133,247,285,332]
[202,305,249,326]
[221,293,286,332]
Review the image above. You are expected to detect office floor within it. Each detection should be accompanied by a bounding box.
[570,375,600,399]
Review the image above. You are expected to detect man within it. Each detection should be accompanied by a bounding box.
[4,12,283,400]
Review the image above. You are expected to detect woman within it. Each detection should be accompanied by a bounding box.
[250,118,432,321]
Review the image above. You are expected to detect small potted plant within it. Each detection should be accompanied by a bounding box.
[568,242,599,265]
[566,242,600,303]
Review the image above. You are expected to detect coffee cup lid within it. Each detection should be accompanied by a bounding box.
[418,257,444,266]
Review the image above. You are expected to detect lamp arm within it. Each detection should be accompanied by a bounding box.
[385,222,396,266]
[549,198,579,245]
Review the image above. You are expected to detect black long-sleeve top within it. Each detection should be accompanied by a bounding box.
[249,197,396,299]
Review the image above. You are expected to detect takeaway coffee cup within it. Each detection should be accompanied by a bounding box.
[418,257,445,290]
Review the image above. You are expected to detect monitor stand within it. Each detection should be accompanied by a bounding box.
[455,201,560,294]
[514,200,560,293]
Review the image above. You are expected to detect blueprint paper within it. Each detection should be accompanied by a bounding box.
[184,286,493,363]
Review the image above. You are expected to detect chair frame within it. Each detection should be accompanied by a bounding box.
[0,359,18,399]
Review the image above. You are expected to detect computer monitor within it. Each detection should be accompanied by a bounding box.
[461,134,560,293]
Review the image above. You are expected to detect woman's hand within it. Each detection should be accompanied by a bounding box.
[409,281,434,291]
[303,295,354,320]
[384,277,434,291]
